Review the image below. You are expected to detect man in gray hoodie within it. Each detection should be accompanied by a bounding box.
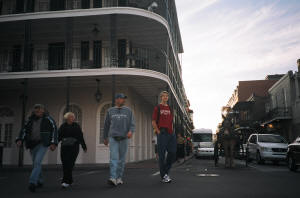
[103,93,135,186]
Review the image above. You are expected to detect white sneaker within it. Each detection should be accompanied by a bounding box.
[61,182,70,188]
[108,178,117,186]
[162,174,172,183]
[116,178,124,185]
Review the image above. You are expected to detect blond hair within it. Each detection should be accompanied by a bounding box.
[160,91,169,98]
[64,112,75,120]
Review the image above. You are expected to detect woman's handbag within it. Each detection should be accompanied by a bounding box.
[61,137,78,146]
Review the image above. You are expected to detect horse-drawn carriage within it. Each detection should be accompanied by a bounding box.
[214,123,251,168]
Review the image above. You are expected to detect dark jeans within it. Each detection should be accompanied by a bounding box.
[61,144,79,184]
[157,128,177,179]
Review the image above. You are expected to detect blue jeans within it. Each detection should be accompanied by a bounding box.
[29,143,48,185]
[157,128,177,178]
[109,137,128,179]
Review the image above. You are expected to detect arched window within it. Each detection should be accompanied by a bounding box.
[63,104,82,126]
[0,107,14,148]
[0,107,14,117]
[99,103,111,144]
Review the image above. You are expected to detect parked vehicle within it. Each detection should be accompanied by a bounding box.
[192,129,214,158]
[287,137,300,171]
[246,134,288,164]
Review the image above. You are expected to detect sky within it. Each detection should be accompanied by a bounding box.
[176,0,300,131]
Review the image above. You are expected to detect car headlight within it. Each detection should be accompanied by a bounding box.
[261,147,272,152]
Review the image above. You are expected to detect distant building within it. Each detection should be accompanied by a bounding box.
[262,70,300,141]
[226,79,280,128]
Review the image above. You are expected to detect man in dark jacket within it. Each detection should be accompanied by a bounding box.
[16,104,58,192]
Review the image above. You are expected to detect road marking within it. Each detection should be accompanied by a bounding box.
[57,171,101,181]
[196,174,220,177]
[152,171,160,176]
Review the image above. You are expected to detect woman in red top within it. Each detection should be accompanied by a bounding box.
[152,91,177,183]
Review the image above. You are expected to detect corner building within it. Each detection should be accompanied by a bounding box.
[0,0,193,165]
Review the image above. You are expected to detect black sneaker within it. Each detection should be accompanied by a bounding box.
[28,183,36,193]
[37,182,44,188]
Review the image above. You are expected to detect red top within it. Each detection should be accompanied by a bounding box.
[152,104,173,134]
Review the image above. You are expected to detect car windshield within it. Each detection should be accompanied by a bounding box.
[258,135,287,143]
[193,133,212,142]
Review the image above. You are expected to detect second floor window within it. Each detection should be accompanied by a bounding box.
[26,0,35,12]
[94,0,102,8]
[0,1,3,15]
[93,41,102,68]
[50,0,65,11]
[118,39,126,68]
[118,0,128,7]
[82,0,90,9]
[81,41,89,67]
[11,45,22,72]
[16,0,25,13]
[48,42,65,70]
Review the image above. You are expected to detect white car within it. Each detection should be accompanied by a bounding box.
[246,134,288,164]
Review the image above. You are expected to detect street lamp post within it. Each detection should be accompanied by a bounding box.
[18,79,28,167]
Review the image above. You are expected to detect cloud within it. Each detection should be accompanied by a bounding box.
[177,0,300,130]
[176,0,219,23]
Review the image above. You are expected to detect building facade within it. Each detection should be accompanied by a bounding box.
[0,0,193,165]
[226,79,279,128]
[263,71,300,141]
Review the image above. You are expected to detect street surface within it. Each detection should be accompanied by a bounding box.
[0,157,299,198]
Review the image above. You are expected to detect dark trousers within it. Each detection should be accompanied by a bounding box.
[61,145,79,184]
[157,128,177,179]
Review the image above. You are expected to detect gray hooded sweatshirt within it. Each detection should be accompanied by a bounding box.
[103,106,135,140]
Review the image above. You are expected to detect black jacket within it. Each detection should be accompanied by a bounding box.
[58,122,87,150]
[16,113,58,149]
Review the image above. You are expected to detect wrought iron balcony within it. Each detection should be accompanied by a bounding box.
[0,0,182,56]
[264,107,293,122]
[0,44,186,117]
[0,46,163,72]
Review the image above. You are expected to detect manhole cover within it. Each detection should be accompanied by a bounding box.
[196,174,220,177]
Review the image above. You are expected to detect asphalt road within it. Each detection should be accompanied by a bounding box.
[0,158,299,198]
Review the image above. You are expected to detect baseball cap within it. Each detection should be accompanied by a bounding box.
[115,93,127,99]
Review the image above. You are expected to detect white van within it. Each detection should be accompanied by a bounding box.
[192,129,214,158]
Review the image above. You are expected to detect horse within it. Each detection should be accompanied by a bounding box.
[219,117,238,168]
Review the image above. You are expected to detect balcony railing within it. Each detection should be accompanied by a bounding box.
[0,0,181,57]
[0,44,189,118]
[264,107,292,122]
[0,46,164,73]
